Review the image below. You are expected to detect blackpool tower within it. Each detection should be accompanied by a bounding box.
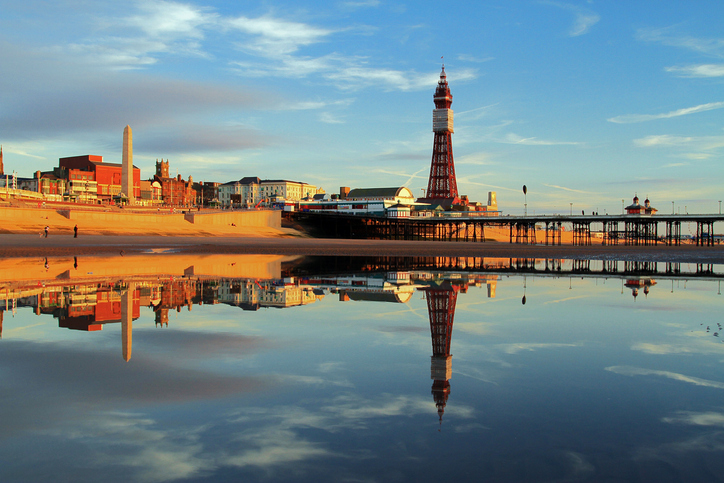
[425,65,459,201]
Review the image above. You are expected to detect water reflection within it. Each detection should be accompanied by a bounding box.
[1,255,724,482]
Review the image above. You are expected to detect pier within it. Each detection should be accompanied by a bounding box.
[291,212,724,246]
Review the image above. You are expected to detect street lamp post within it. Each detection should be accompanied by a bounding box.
[523,185,527,216]
[570,202,573,216]
[621,199,624,214]
[719,200,722,214]
[672,201,674,214]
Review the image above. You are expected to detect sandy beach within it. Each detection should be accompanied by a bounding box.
[0,205,721,263]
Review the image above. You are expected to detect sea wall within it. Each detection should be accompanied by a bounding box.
[183,210,281,228]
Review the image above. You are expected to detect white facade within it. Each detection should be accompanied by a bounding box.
[219,177,318,207]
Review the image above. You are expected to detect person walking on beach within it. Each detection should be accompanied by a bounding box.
[74,225,78,238]
[44,226,49,238]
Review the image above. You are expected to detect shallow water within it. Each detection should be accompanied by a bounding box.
[1,256,723,482]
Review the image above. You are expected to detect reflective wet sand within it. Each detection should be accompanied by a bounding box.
[0,234,722,263]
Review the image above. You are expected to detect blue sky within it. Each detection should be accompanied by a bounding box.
[0,0,722,214]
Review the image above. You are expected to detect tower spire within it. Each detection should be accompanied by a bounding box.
[425,65,459,200]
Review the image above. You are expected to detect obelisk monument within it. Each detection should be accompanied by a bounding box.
[122,125,134,204]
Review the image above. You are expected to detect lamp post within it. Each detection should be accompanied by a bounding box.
[621,199,624,214]
[570,202,573,216]
[719,200,722,214]
[523,185,527,216]
[672,201,674,215]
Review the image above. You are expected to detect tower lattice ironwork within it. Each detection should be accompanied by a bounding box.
[425,283,461,422]
[426,65,459,200]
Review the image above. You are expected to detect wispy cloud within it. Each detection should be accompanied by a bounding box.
[319,112,345,124]
[666,64,724,78]
[542,1,600,37]
[608,101,724,124]
[638,27,724,58]
[543,184,590,194]
[501,133,581,146]
[634,135,724,151]
[457,54,495,63]
[341,0,381,8]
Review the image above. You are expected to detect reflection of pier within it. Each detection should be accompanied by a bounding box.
[293,212,723,246]
[290,256,724,281]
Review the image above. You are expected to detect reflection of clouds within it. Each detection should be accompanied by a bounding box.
[543,295,590,305]
[138,329,274,358]
[606,366,724,389]
[663,411,724,428]
[632,337,724,356]
[564,451,595,478]
[229,393,471,433]
[454,321,497,336]
[634,432,724,472]
[277,374,354,388]
[224,429,333,468]
[41,412,212,483]
[221,393,473,471]
[631,343,694,355]
[498,342,578,354]
[0,341,271,437]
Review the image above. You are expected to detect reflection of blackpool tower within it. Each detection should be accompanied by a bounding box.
[425,281,461,423]
[425,65,459,201]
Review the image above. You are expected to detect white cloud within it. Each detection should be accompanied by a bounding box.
[638,28,724,58]
[501,133,581,146]
[319,112,345,124]
[456,54,495,63]
[543,184,590,194]
[130,0,215,39]
[666,64,724,78]
[608,101,724,124]
[226,15,334,57]
[634,135,724,152]
[542,1,600,37]
[341,0,381,8]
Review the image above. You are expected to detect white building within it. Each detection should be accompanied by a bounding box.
[218,176,319,208]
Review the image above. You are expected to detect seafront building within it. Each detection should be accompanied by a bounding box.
[625,195,658,215]
[152,159,197,207]
[218,177,319,208]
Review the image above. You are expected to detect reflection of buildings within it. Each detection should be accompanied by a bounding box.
[625,278,657,299]
[218,279,320,310]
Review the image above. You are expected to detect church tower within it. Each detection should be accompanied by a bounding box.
[156,158,169,178]
[426,65,459,200]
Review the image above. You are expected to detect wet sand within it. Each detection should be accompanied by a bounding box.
[0,234,722,264]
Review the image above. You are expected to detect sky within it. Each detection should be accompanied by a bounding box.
[0,0,723,214]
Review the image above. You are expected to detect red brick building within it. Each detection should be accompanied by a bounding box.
[153,159,196,206]
[59,155,140,202]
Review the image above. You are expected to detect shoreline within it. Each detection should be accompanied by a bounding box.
[0,234,722,264]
